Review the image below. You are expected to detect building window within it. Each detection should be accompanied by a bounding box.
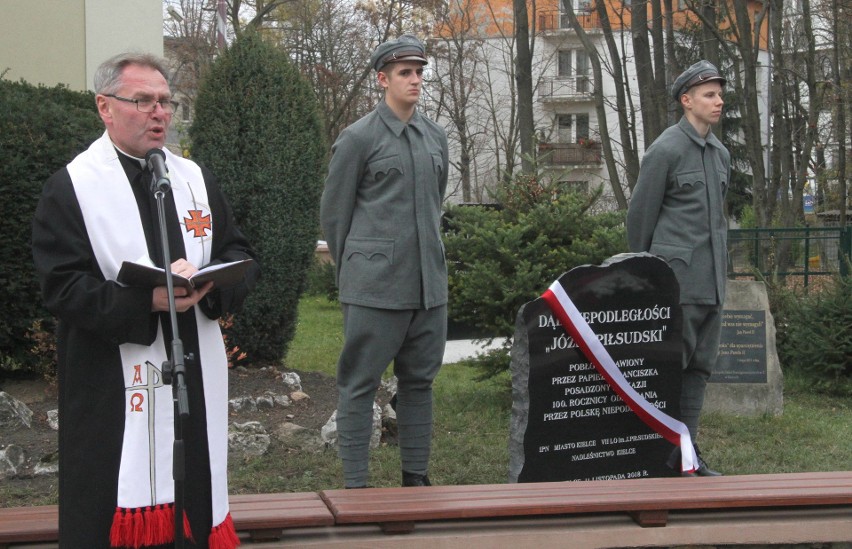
[557,49,590,93]
[576,51,590,92]
[181,102,191,122]
[557,114,573,142]
[576,113,590,140]
[562,0,592,10]
[558,51,573,78]
[559,179,590,193]
[556,113,591,143]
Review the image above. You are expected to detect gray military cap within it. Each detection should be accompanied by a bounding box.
[671,60,726,102]
[370,34,428,72]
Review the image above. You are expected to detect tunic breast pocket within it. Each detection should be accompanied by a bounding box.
[717,170,728,194]
[431,152,444,177]
[675,171,705,196]
[676,172,704,191]
[368,155,404,182]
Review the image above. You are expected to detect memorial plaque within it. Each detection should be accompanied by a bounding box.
[703,280,783,416]
[711,310,767,383]
[510,253,684,482]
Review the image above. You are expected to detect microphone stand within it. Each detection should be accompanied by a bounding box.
[151,173,189,549]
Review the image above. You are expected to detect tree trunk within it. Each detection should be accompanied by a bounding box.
[662,0,679,126]
[767,0,786,229]
[833,0,848,228]
[791,0,820,228]
[632,0,663,146]
[730,1,770,227]
[514,0,535,175]
[563,2,628,209]
[650,0,669,128]
[701,0,720,65]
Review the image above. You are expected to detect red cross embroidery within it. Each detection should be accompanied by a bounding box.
[184,209,212,238]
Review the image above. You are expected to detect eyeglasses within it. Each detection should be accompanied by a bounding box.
[104,94,178,114]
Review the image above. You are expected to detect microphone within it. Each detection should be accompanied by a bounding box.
[145,148,171,193]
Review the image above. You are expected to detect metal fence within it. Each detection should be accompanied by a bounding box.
[728,227,852,286]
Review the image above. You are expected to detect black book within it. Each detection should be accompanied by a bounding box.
[117,258,254,291]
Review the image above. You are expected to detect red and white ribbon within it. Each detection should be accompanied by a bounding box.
[542,279,698,473]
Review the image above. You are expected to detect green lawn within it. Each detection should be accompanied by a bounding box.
[276,296,851,489]
[5,296,848,508]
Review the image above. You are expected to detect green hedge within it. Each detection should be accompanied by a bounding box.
[771,275,852,395]
[443,176,627,376]
[0,79,102,372]
[189,32,326,363]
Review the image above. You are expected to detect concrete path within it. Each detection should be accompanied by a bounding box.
[442,339,507,364]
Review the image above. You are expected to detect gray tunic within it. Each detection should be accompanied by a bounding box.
[321,100,449,310]
[627,117,730,306]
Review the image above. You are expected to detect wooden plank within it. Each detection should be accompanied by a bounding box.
[2,472,850,545]
[230,491,335,527]
[0,492,336,545]
[319,472,852,527]
[0,505,58,544]
[229,492,335,541]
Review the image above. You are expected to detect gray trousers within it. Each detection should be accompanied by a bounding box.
[680,304,723,441]
[336,303,447,487]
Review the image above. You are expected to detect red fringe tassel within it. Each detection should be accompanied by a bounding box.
[131,508,144,548]
[109,503,203,548]
[183,509,195,543]
[208,513,241,549]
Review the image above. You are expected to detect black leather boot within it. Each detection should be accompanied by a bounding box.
[694,445,722,476]
[668,445,723,477]
[666,446,690,475]
[402,471,431,487]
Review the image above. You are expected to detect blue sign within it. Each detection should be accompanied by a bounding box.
[803,194,814,214]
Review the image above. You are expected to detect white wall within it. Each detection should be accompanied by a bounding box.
[0,0,162,91]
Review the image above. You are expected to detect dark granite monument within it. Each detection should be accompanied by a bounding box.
[509,253,685,482]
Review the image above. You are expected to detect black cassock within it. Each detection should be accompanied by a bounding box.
[32,151,259,548]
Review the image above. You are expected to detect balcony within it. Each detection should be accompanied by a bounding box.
[537,9,600,33]
[538,76,594,102]
[538,142,602,165]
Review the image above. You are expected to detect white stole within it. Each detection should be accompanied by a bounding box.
[67,132,231,531]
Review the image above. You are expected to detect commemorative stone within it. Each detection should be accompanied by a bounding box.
[704,279,783,416]
[509,253,683,483]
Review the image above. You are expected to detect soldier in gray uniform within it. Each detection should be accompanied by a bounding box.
[627,60,730,476]
[320,35,449,488]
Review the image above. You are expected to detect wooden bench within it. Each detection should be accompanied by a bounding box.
[0,492,334,548]
[230,492,334,541]
[319,471,852,534]
[0,505,57,548]
[2,472,850,545]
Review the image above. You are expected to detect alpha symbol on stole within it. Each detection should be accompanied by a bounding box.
[127,361,164,413]
[125,360,166,503]
[184,209,212,237]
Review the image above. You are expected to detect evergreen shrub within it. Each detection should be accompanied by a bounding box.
[770,275,852,395]
[0,79,101,373]
[304,258,338,302]
[443,175,626,376]
[190,32,326,363]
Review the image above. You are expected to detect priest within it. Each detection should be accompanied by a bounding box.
[32,52,260,548]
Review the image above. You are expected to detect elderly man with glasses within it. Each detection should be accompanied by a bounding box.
[32,52,259,548]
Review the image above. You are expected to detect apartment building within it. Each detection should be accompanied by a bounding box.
[430,0,771,207]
